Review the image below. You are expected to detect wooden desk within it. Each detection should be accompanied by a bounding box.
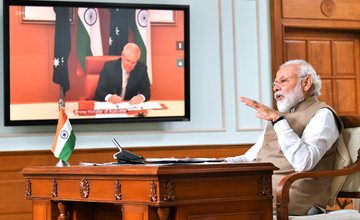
[22,162,277,220]
[10,100,185,120]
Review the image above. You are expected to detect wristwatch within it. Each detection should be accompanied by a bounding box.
[271,115,285,126]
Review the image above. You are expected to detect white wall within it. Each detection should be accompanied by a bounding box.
[0,0,273,151]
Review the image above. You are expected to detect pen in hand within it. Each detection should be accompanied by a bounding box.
[112,89,120,109]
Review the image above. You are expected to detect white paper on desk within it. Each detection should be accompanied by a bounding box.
[94,101,162,110]
[146,157,224,163]
[79,161,118,166]
[94,102,118,110]
[116,102,142,110]
[95,113,128,118]
[140,102,163,109]
[94,102,141,110]
[118,101,163,110]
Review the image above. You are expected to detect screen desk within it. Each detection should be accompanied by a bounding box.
[10,100,185,120]
[22,162,277,220]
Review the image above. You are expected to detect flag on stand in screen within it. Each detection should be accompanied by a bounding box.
[108,8,129,55]
[53,7,71,93]
[77,7,103,72]
[129,9,152,83]
[51,109,76,162]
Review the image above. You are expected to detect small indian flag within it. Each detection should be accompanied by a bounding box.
[51,109,76,162]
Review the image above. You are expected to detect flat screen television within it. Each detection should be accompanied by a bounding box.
[3,0,190,126]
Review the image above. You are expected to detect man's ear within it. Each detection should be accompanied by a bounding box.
[303,76,313,92]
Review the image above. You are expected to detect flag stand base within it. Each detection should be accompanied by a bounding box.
[56,159,70,167]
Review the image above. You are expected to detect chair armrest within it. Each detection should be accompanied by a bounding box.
[276,149,360,220]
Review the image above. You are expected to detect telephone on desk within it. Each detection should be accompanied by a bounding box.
[112,138,145,164]
[112,138,224,164]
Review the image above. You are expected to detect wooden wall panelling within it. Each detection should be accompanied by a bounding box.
[284,40,307,61]
[333,40,360,114]
[270,0,285,71]
[282,0,360,21]
[271,0,360,115]
[284,33,360,115]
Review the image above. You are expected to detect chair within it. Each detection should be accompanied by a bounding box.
[275,115,360,220]
[84,56,120,100]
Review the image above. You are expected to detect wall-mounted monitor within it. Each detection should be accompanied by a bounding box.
[3,0,190,126]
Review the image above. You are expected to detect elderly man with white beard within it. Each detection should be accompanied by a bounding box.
[225,60,347,216]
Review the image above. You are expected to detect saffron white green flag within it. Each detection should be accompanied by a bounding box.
[77,7,103,71]
[130,9,152,83]
[51,109,76,162]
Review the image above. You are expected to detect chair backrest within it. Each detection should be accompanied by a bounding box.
[84,56,120,100]
[338,115,360,194]
[275,115,360,220]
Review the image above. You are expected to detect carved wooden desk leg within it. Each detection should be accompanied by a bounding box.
[157,207,170,220]
[57,202,69,220]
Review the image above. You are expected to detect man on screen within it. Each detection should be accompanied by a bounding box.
[94,43,151,105]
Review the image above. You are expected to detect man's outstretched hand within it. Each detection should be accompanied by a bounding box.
[240,96,282,122]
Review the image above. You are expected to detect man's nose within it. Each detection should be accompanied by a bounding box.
[273,84,280,92]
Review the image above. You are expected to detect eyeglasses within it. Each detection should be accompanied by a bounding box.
[272,76,306,87]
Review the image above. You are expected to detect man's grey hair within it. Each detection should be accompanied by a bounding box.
[280,59,322,97]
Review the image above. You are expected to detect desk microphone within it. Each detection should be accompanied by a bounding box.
[112,138,122,152]
[112,138,144,164]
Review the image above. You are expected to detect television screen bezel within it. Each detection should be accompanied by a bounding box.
[3,0,190,126]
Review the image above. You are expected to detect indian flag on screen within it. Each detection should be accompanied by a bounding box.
[129,9,152,83]
[77,7,103,72]
[51,109,76,162]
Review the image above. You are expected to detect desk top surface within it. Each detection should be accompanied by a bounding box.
[22,162,278,177]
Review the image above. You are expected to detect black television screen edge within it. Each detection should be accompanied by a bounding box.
[3,0,190,126]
